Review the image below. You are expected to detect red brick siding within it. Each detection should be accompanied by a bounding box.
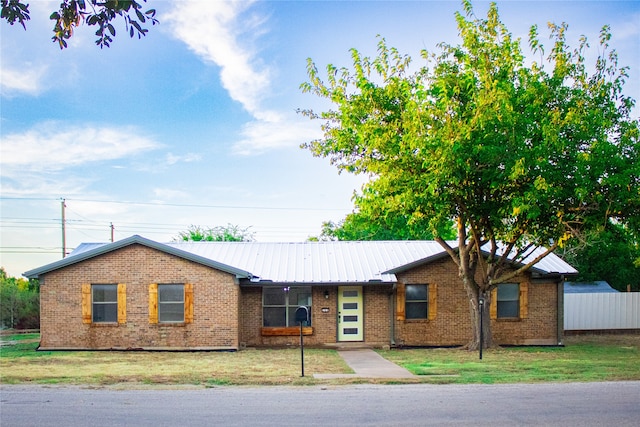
[239,285,392,347]
[394,257,559,346]
[240,287,340,347]
[39,244,559,349]
[363,285,391,345]
[39,244,240,350]
[491,281,558,345]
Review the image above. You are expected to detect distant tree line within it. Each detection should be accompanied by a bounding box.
[0,268,39,329]
[175,224,255,242]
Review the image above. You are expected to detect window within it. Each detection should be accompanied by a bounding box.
[497,283,519,318]
[92,284,118,322]
[397,283,437,321]
[405,284,428,319]
[148,283,193,324]
[82,283,126,324]
[158,284,184,323]
[263,287,312,327]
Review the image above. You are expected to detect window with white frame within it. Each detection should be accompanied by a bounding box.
[405,284,428,319]
[92,284,118,323]
[263,287,312,327]
[158,284,184,323]
[497,283,519,318]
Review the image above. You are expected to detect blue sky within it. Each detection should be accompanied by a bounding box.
[1,0,639,277]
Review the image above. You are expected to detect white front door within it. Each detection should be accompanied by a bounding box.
[337,286,363,341]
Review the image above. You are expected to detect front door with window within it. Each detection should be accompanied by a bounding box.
[337,286,363,341]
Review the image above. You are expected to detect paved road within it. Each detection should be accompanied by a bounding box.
[1,382,639,426]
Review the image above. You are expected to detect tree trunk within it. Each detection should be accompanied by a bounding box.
[462,278,494,351]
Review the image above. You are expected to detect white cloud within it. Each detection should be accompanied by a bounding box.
[0,173,93,197]
[0,122,159,173]
[163,0,270,115]
[162,1,320,155]
[152,188,190,201]
[612,12,640,41]
[165,152,202,165]
[232,110,322,155]
[0,64,48,97]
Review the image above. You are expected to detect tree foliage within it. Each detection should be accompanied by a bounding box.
[300,0,639,348]
[310,212,455,241]
[1,0,158,48]
[0,268,39,329]
[175,224,255,243]
[560,223,640,292]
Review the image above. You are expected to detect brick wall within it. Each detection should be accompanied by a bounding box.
[363,285,392,345]
[39,244,240,350]
[394,257,560,346]
[40,243,560,350]
[239,285,393,348]
[240,287,341,347]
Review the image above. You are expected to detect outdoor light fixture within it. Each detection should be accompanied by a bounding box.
[324,290,329,299]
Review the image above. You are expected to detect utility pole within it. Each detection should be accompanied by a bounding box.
[110,222,115,242]
[61,198,67,258]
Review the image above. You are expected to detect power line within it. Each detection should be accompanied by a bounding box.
[0,196,350,212]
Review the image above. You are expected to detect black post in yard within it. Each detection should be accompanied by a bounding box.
[295,306,309,377]
[300,321,305,377]
[479,295,484,360]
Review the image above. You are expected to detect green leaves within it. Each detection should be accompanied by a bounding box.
[1,0,30,29]
[300,1,639,286]
[1,0,158,48]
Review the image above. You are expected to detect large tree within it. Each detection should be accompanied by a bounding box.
[300,1,639,349]
[1,0,157,48]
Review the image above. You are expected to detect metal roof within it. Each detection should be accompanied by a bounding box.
[564,281,618,293]
[166,240,447,283]
[24,235,577,282]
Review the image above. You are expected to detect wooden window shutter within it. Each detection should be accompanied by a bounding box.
[184,283,194,323]
[81,283,92,324]
[396,283,406,321]
[428,283,437,320]
[519,282,529,319]
[490,288,498,320]
[117,283,127,324]
[149,283,158,324]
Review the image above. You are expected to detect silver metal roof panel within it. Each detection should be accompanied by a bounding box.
[25,237,577,282]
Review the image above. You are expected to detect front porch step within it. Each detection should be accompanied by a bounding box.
[321,342,390,350]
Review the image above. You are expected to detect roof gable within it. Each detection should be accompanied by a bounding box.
[23,235,254,280]
[383,243,578,277]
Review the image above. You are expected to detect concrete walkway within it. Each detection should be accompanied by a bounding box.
[314,349,417,379]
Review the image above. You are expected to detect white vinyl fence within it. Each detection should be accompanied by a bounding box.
[564,293,640,331]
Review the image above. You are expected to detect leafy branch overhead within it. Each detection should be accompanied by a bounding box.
[1,0,158,48]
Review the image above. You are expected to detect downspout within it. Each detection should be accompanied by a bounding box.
[390,283,396,346]
[557,275,565,346]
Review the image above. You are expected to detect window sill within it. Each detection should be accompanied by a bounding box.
[156,322,187,327]
[404,318,429,322]
[261,327,313,336]
[495,317,522,322]
[90,322,120,327]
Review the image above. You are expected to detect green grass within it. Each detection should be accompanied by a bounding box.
[1,333,639,386]
[378,335,640,384]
